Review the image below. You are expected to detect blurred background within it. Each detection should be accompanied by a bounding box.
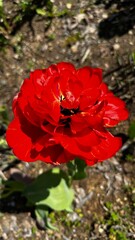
[0,0,135,239]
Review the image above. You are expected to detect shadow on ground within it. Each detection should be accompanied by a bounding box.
[95,0,135,39]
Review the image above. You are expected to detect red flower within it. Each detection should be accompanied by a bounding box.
[6,62,129,165]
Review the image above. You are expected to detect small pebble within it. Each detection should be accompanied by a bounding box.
[35,34,42,41]
[113,43,120,50]
[104,63,109,69]
[14,54,19,59]
[102,13,108,19]
[66,3,72,9]
[128,30,133,35]
[89,14,94,19]
[39,169,43,174]
[2,233,8,239]
[129,41,133,45]
[98,227,104,234]
[89,26,96,33]
[71,44,78,53]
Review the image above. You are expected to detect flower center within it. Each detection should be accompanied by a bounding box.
[59,94,80,127]
[60,117,71,128]
[59,106,80,128]
[60,106,79,116]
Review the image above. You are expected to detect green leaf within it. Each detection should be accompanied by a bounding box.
[1,179,25,198]
[36,178,74,211]
[131,52,135,65]
[0,0,3,8]
[55,9,68,17]
[35,207,57,230]
[128,121,135,139]
[105,201,112,210]
[0,138,8,150]
[111,211,119,222]
[74,158,87,180]
[0,106,9,123]
[23,168,74,211]
[36,8,47,16]
[116,231,127,240]
[67,158,87,180]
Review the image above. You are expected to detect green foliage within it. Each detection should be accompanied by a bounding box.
[36,178,73,211]
[102,202,129,240]
[1,167,75,229]
[47,33,56,41]
[67,158,87,180]
[125,154,133,162]
[65,33,81,45]
[130,52,135,65]
[0,0,3,8]
[0,1,10,31]
[105,202,120,226]
[105,201,113,210]
[35,207,58,230]
[36,8,47,16]
[110,229,127,240]
[110,211,119,223]
[0,34,8,47]
[0,138,8,150]
[36,6,68,18]
[128,121,135,139]
[23,168,74,212]
[53,8,68,17]
[1,158,89,230]
[1,179,25,198]
[0,0,71,50]
[19,0,31,12]
[0,0,53,49]
[0,105,9,124]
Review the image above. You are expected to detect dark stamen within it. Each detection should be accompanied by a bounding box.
[60,106,79,116]
[60,117,71,128]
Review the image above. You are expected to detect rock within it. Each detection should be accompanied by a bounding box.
[89,26,96,33]
[102,13,108,19]
[71,44,78,53]
[66,3,72,9]
[113,44,120,50]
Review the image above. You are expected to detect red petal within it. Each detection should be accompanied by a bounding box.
[81,101,105,128]
[54,127,99,160]
[99,82,111,96]
[6,117,42,162]
[54,127,89,158]
[105,96,126,108]
[84,157,98,166]
[70,114,88,133]
[57,62,76,73]
[33,134,55,152]
[91,131,122,160]
[76,67,102,89]
[47,64,58,75]
[68,77,82,99]
[40,145,74,164]
[20,78,34,97]
[19,98,39,125]
[59,70,81,109]
[79,88,100,110]
[75,129,101,147]
[103,96,129,126]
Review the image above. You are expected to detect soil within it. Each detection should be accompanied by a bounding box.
[0,0,135,239]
